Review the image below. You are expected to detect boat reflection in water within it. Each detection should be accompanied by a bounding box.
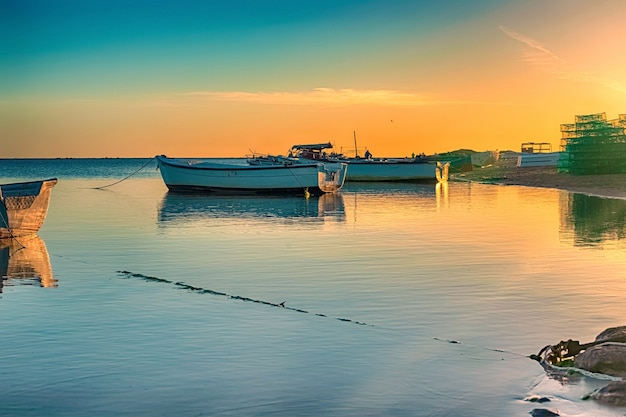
[560,193,626,248]
[0,235,56,293]
[158,192,346,226]
[436,181,449,210]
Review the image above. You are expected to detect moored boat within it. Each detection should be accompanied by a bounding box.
[288,143,447,183]
[156,155,347,196]
[0,178,58,239]
[334,157,448,182]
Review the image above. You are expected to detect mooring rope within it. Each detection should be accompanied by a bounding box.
[113,268,532,358]
[284,165,310,198]
[27,249,534,361]
[432,336,530,359]
[92,156,156,190]
[115,268,532,359]
[117,269,372,327]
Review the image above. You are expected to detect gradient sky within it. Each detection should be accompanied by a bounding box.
[2,0,625,158]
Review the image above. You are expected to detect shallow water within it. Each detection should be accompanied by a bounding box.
[1,159,626,416]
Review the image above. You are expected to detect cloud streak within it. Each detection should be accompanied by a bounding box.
[1,88,485,110]
[499,25,626,93]
[499,24,561,72]
[499,25,560,61]
[178,88,442,106]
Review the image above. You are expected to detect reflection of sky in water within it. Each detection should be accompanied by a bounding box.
[1,164,626,417]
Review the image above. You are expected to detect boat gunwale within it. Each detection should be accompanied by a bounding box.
[156,156,325,172]
[0,178,58,189]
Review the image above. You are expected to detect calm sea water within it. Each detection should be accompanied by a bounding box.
[1,158,625,417]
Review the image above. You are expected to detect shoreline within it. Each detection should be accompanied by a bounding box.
[450,158,626,200]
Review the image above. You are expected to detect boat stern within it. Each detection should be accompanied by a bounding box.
[436,161,450,182]
[317,162,348,193]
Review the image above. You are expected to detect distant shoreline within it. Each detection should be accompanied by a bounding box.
[451,158,626,200]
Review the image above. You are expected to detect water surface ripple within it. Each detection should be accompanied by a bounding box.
[1,159,625,417]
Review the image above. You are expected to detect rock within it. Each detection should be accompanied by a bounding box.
[529,408,560,416]
[590,380,626,407]
[525,395,551,403]
[573,342,626,377]
[595,325,626,343]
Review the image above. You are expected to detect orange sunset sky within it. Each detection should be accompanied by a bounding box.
[2,0,626,158]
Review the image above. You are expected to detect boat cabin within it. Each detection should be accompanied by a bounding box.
[289,142,334,160]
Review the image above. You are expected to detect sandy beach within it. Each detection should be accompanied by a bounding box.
[451,157,626,200]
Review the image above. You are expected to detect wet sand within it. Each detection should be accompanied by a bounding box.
[451,157,626,199]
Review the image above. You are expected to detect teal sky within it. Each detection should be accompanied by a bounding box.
[2,0,625,158]
[2,0,502,96]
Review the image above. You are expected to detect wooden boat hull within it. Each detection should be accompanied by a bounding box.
[0,178,58,239]
[156,156,347,195]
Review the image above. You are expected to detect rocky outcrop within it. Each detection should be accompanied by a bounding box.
[595,326,626,343]
[574,342,626,378]
[529,409,560,417]
[534,325,626,409]
[590,380,626,407]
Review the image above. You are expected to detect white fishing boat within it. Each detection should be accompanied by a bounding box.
[288,143,448,182]
[156,155,347,196]
[338,157,448,182]
[0,178,58,239]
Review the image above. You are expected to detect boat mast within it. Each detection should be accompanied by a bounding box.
[353,130,358,158]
